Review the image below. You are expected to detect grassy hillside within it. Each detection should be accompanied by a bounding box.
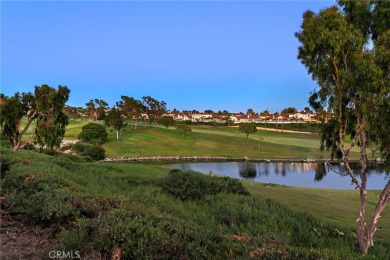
[1,149,389,259]
[102,124,361,159]
[16,117,361,159]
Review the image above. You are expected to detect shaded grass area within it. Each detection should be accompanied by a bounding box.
[1,149,389,258]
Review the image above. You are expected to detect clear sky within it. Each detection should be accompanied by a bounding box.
[1,0,335,113]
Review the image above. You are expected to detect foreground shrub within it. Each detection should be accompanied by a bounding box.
[81,145,106,161]
[72,142,92,153]
[78,123,108,144]
[23,143,36,150]
[41,148,58,156]
[71,142,104,161]
[160,169,249,201]
[2,170,79,224]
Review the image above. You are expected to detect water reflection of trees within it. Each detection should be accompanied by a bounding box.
[235,162,378,181]
[314,163,327,181]
[238,163,257,179]
[238,162,322,179]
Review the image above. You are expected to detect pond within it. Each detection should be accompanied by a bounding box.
[168,162,387,190]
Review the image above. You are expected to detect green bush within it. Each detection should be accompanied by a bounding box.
[23,143,36,150]
[72,142,92,153]
[81,145,106,161]
[160,169,249,201]
[78,123,108,144]
[56,153,89,163]
[2,171,79,224]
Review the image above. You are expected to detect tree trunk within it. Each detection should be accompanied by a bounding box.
[15,111,37,150]
[358,126,369,253]
[338,122,390,254]
[366,180,390,249]
[116,130,119,141]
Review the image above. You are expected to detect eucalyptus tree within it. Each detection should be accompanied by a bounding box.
[105,107,127,141]
[34,85,70,150]
[296,0,389,253]
[142,96,167,129]
[117,96,145,129]
[0,85,70,151]
[0,92,35,150]
[85,99,108,122]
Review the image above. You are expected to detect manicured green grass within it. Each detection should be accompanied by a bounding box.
[64,118,96,139]
[101,124,360,159]
[16,117,361,160]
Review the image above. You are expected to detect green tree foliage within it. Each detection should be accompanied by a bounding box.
[0,93,34,150]
[246,108,254,116]
[296,1,389,253]
[142,96,167,128]
[78,123,108,144]
[158,116,175,130]
[85,99,108,121]
[176,124,192,137]
[34,85,70,150]
[0,84,70,151]
[116,96,145,129]
[281,107,297,115]
[105,108,127,141]
[239,123,257,139]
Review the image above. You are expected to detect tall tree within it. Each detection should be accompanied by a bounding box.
[0,85,70,151]
[260,110,270,130]
[0,92,35,150]
[117,96,145,130]
[85,99,108,121]
[34,85,70,150]
[142,96,167,128]
[105,108,127,141]
[296,1,389,253]
[246,108,254,116]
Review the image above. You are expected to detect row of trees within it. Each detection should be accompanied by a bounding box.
[89,96,168,141]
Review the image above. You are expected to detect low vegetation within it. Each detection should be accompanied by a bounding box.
[1,149,389,258]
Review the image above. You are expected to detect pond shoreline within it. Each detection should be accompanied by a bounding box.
[102,156,371,163]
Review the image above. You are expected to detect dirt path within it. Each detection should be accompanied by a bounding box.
[255,127,314,134]
[0,199,56,259]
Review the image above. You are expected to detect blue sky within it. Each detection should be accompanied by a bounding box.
[1,0,334,113]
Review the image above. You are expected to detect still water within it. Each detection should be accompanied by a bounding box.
[168,162,387,190]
